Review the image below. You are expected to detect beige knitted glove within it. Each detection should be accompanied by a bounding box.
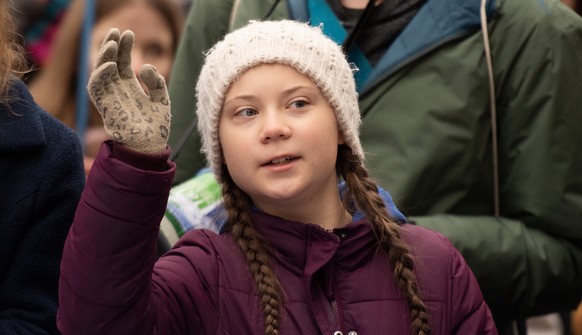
[87,28,170,153]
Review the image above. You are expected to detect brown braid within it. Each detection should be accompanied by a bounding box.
[220,168,284,335]
[337,145,431,335]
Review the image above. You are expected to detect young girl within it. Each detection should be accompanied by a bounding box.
[58,20,497,335]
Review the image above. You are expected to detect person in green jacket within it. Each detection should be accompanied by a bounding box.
[166,0,582,332]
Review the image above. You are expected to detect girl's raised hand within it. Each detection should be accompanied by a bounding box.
[87,28,171,153]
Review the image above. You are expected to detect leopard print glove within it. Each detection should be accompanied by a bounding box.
[87,28,171,153]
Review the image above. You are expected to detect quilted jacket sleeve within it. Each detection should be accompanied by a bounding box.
[57,142,190,334]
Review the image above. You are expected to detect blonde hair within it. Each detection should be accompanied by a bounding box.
[220,145,431,335]
[0,0,28,104]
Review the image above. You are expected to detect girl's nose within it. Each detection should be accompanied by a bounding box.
[260,111,291,143]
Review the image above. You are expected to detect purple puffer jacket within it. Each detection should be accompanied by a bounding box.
[58,143,498,334]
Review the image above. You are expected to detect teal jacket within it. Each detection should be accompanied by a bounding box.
[168,0,582,326]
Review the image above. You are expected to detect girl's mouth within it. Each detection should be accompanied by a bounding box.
[265,156,296,165]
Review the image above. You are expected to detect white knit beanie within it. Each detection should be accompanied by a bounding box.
[195,20,364,181]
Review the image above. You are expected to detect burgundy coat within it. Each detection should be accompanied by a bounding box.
[58,143,497,334]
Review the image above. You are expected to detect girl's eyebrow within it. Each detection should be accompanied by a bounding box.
[223,85,317,108]
[282,85,318,97]
[223,94,256,108]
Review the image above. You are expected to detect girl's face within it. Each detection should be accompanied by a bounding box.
[90,3,174,81]
[219,64,345,219]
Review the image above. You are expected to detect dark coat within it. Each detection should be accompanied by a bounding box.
[58,143,497,334]
[0,79,84,334]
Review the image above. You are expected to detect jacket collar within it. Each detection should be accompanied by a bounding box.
[289,0,497,91]
[0,79,46,152]
[251,211,378,277]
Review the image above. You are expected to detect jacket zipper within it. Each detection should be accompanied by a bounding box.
[331,299,341,332]
[330,262,346,334]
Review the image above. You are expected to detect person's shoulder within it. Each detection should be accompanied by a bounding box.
[399,224,460,274]
[38,107,79,147]
[399,224,480,302]
[1,78,80,153]
[19,78,84,181]
[12,78,77,137]
[400,223,452,252]
[34,99,83,172]
[496,0,582,32]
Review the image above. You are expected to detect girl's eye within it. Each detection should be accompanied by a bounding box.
[289,100,307,109]
[143,42,167,59]
[235,108,258,117]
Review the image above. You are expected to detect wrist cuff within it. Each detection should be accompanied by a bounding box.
[110,141,170,171]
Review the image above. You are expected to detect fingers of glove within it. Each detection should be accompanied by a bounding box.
[140,64,170,106]
[117,30,136,79]
[87,62,120,116]
[93,40,118,70]
[102,28,120,45]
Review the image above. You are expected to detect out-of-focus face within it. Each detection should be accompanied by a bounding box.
[341,0,383,9]
[562,0,576,9]
[90,3,174,81]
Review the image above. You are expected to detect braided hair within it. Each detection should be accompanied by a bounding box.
[220,168,284,335]
[336,145,431,334]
